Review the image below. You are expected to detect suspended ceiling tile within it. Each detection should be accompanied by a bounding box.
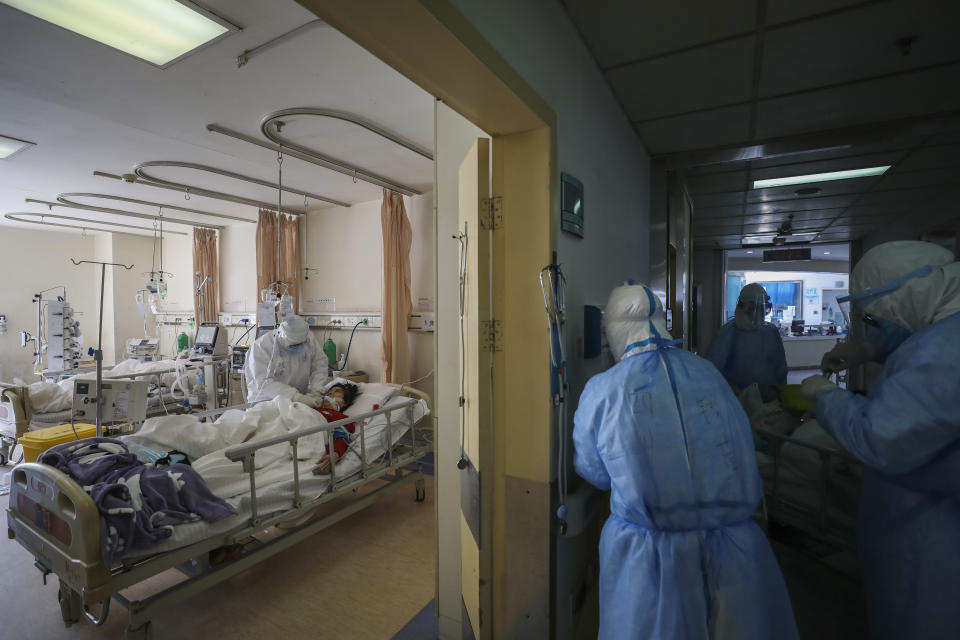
[875,166,960,190]
[747,137,924,169]
[562,0,756,69]
[742,209,847,225]
[855,188,939,206]
[760,1,960,96]
[754,64,960,140]
[745,194,859,213]
[684,169,750,195]
[637,104,752,155]
[693,191,746,208]
[609,37,755,121]
[894,144,960,171]
[765,0,867,25]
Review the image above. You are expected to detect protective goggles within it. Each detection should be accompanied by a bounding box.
[838,265,934,310]
[738,299,772,314]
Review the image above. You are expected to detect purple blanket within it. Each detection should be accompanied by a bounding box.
[40,438,236,563]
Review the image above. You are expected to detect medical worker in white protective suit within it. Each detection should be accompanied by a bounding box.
[244,315,328,406]
[800,241,960,640]
[573,282,798,640]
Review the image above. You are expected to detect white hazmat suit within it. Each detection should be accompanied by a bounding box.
[244,316,327,405]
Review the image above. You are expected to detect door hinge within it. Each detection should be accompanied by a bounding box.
[480,196,503,230]
[479,320,503,352]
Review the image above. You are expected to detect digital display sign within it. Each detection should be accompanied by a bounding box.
[763,248,812,263]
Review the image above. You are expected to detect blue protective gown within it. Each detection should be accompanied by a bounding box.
[574,346,798,640]
[815,311,960,640]
[703,321,787,393]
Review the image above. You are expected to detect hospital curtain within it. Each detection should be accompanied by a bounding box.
[380,189,412,383]
[192,228,219,323]
[256,209,278,298]
[256,208,301,306]
[279,213,302,307]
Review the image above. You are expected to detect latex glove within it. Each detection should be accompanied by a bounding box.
[292,392,321,409]
[800,375,837,401]
[821,341,875,374]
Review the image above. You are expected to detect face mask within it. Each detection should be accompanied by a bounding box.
[286,342,305,354]
[863,314,912,361]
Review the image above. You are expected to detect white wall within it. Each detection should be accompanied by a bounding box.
[220,223,258,313]
[0,227,100,380]
[302,193,434,388]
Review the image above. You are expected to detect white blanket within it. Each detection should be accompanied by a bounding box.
[127,394,429,512]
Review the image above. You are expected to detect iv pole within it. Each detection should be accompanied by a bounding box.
[71,259,134,437]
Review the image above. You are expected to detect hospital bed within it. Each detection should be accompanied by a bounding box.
[0,358,225,461]
[753,423,862,551]
[6,383,432,639]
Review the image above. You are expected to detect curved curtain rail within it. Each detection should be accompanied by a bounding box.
[260,108,429,197]
[25,198,223,230]
[134,160,350,210]
[5,212,189,237]
[59,192,255,224]
[264,108,433,161]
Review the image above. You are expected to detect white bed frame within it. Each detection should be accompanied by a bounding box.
[753,425,861,551]
[6,386,432,639]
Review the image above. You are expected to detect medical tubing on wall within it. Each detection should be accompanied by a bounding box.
[455,223,469,470]
[332,320,363,373]
[540,262,569,533]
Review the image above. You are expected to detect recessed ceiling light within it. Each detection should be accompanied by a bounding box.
[753,165,891,189]
[0,0,236,68]
[0,134,35,159]
[824,251,831,255]
[746,250,754,254]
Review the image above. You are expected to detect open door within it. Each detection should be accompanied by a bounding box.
[457,138,492,640]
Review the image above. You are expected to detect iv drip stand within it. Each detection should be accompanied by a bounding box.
[71,259,134,437]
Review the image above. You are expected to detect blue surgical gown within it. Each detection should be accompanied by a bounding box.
[703,321,787,393]
[815,311,960,640]
[573,347,798,640]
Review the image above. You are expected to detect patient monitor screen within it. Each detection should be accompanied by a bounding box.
[195,326,218,346]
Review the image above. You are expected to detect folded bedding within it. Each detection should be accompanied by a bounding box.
[39,437,235,563]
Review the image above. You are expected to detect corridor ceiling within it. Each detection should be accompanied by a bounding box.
[562,0,960,248]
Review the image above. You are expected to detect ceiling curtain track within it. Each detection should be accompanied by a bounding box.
[207,107,432,197]
[133,161,350,210]
[4,212,188,237]
[57,192,254,224]
[25,198,223,230]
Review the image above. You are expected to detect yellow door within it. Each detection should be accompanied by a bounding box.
[457,137,492,640]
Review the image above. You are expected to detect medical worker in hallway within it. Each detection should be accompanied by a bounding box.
[704,282,787,401]
[573,282,798,640]
[244,315,328,405]
[801,241,960,640]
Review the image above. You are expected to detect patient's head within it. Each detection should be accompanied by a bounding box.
[324,382,359,410]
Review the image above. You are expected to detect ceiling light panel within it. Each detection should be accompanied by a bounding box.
[0,134,35,159]
[0,0,235,67]
[752,166,891,189]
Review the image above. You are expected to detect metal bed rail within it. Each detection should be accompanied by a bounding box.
[223,396,427,527]
[753,425,861,549]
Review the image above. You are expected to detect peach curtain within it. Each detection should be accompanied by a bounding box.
[380,189,412,382]
[256,209,278,298]
[256,209,301,305]
[192,228,219,323]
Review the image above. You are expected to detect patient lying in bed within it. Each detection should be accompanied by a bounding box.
[312,382,360,475]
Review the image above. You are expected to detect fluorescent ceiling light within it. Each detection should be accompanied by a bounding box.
[0,0,234,67]
[824,251,831,255]
[742,233,817,246]
[0,134,35,159]
[752,165,891,189]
